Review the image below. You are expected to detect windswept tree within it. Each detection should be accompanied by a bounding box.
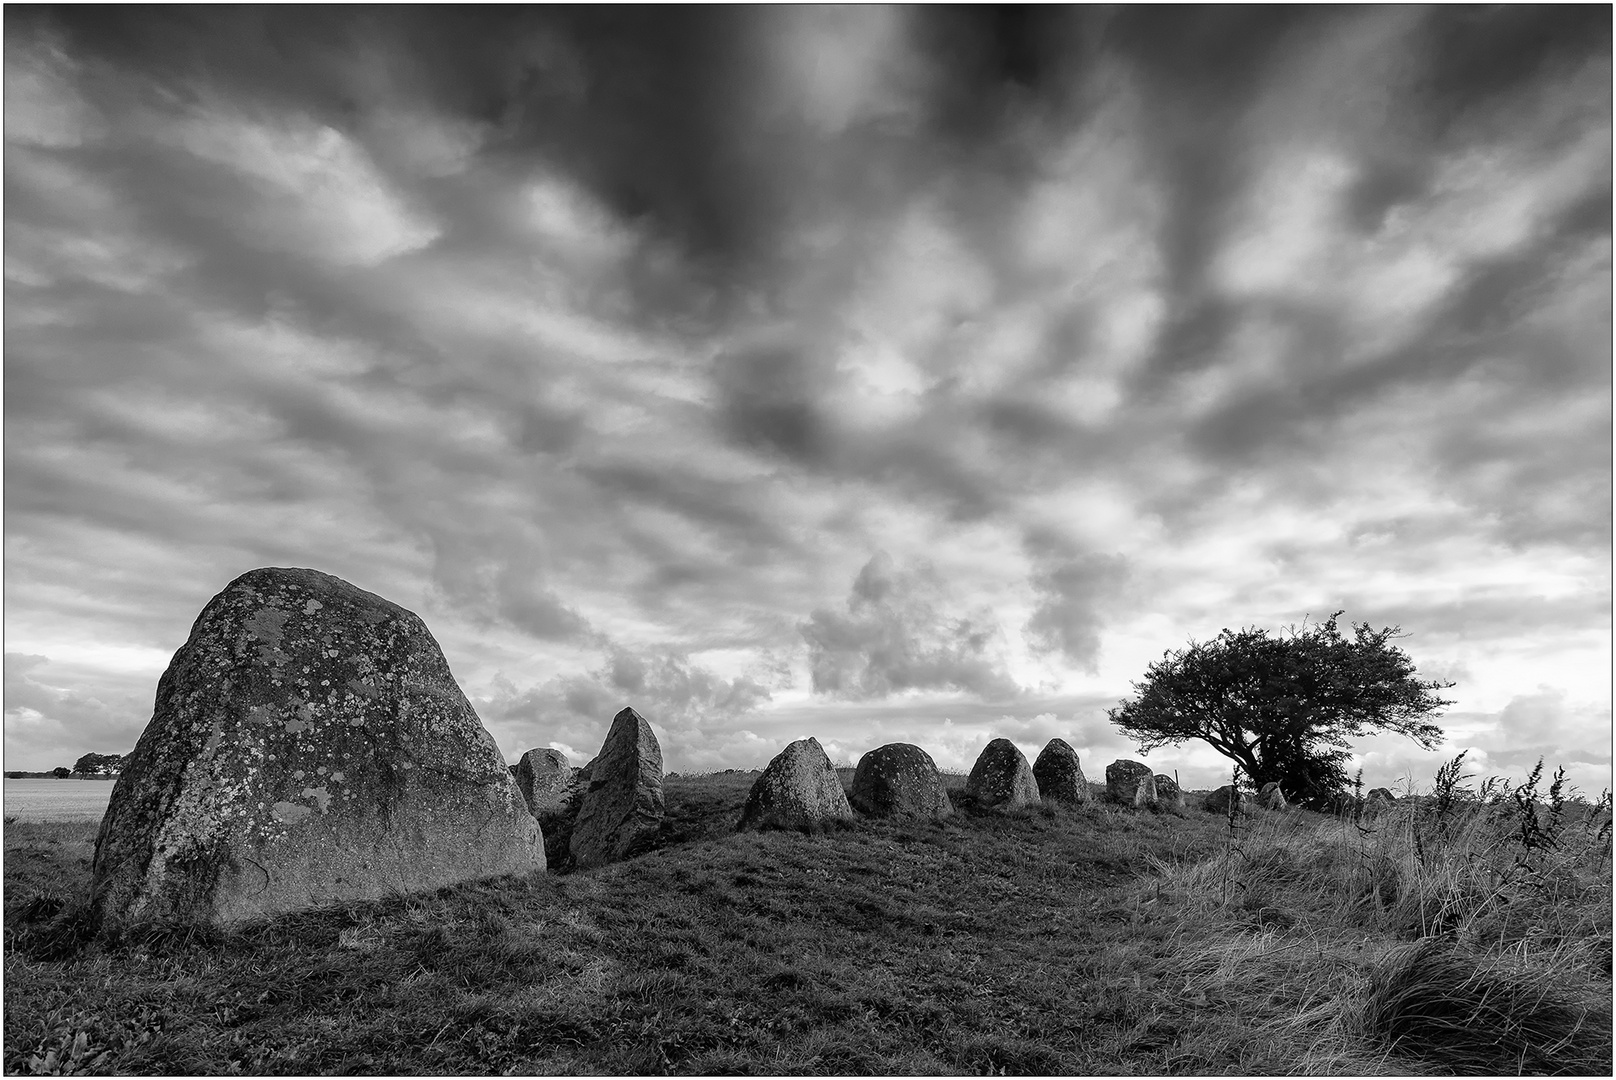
[1107,613,1452,810]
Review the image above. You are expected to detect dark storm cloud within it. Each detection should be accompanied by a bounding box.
[800,554,1021,701]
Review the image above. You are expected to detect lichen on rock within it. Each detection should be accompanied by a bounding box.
[91,567,544,929]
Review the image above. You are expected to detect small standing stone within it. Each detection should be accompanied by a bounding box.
[1259,781,1289,810]
[1032,739,1090,804]
[738,737,855,832]
[515,748,572,815]
[569,708,665,869]
[1364,787,1397,818]
[1203,785,1252,815]
[1153,774,1185,812]
[1106,759,1154,805]
[965,739,1040,810]
[1133,773,1160,810]
[849,743,952,819]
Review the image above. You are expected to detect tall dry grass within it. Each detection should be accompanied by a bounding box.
[1148,754,1612,1074]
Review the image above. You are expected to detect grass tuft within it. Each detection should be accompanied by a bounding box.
[1360,935,1613,1074]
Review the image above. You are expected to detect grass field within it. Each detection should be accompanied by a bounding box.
[4,761,1610,1075]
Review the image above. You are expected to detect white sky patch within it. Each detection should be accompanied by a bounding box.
[3,145,192,291]
[1424,127,1611,264]
[174,109,439,265]
[3,35,105,148]
[761,6,922,136]
[521,173,638,263]
[848,199,995,383]
[390,260,660,370]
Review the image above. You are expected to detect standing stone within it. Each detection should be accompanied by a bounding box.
[849,743,952,819]
[965,739,1040,810]
[91,567,543,929]
[1364,787,1397,818]
[738,737,855,832]
[1133,772,1160,809]
[1260,781,1289,810]
[1106,759,1155,805]
[1032,739,1089,804]
[515,748,572,815]
[1203,785,1253,815]
[569,708,664,869]
[1153,774,1185,812]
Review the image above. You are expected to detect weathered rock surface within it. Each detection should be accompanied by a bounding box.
[849,743,952,819]
[965,739,1040,810]
[1153,774,1185,812]
[515,748,572,815]
[1203,784,1253,815]
[1032,739,1089,804]
[569,708,664,869]
[91,567,543,928]
[1106,759,1154,805]
[1133,772,1160,809]
[1260,781,1289,810]
[737,737,855,832]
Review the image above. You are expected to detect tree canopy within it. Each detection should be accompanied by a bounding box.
[1107,613,1453,809]
[73,752,124,777]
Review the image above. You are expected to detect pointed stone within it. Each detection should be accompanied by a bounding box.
[738,737,855,832]
[91,567,543,929]
[1032,739,1089,804]
[965,738,1040,810]
[1363,787,1397,819]
[1259,781,1290,810]
[569,708,664,869]
[849,743,952,819]
[515,748,572,815]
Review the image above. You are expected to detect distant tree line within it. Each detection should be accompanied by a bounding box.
[3,752,126,780]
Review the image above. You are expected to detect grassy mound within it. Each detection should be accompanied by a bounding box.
[4,762,1609,1074]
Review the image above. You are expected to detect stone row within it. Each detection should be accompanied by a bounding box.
[89,567,1309,932]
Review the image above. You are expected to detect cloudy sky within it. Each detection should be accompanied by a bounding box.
[5,7,1610,793]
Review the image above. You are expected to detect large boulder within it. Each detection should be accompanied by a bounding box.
[515,748,572,815]
[1203,784,1253,815]
[91,567,543,929]
[1106,759,1154,805]
[965,739,1040,810]
[569,708,664,869]
[1032,739,1089,804]
[737,737,854,832]
[1153,774,1185,812]
[849,743,952,819]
